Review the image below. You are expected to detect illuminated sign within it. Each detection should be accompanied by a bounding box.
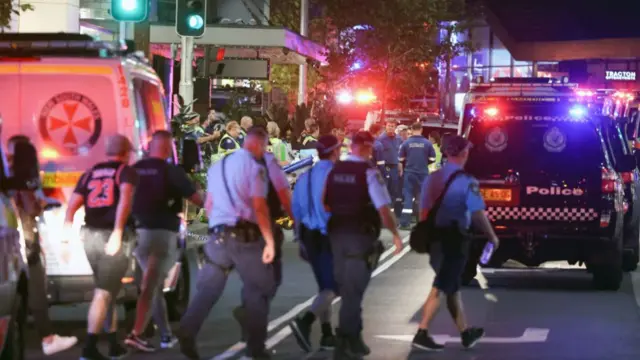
[605,71,637,81]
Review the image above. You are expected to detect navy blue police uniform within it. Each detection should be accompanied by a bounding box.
[178,147,275,359]
[324,132,392,357]
[377,129,403,217]
[399,134,436,227]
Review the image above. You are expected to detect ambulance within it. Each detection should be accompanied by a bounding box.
[459,77,639,291]
[0,33,201,321]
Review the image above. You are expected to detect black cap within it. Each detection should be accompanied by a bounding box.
[316,135,340,155]
[441,135,472,157]
[351,131,375,146]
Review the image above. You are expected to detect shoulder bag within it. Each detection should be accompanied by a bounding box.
[409,170,465,254]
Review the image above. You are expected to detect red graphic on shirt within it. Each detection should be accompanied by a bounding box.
[38,92,103,156]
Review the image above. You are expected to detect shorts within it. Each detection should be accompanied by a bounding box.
[82,227,133,296]
[429,241,468,295]
[134,229,178,279]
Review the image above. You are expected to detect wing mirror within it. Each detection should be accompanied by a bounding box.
[181,139,202,173]
[9,141,40,190]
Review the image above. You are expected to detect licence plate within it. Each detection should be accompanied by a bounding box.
[480,188,512,202]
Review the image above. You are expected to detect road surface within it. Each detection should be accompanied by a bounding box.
[25,229,640,359]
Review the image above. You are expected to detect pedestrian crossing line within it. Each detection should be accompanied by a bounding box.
[211,235,411,360]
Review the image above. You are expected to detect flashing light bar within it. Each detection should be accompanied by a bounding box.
[336,89,377,104]
[472,83,578,88]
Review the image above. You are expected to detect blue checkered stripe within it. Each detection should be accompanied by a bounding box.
[486,207,599,221]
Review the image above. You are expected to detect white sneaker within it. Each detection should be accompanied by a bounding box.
[42,334,78,355]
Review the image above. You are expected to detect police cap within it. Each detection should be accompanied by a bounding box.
[441,135,472,157]
[316,134,340,155]
[351,131,375,146]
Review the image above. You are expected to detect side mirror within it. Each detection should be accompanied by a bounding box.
[181,139,202,173]
[10,141,40,190]
[620,154,637,172]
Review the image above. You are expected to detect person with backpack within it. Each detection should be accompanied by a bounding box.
[125,130,204,352]
[411,135,499,352]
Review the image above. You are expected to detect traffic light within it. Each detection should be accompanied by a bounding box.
[111,0,149,22]
[176,0,207,37]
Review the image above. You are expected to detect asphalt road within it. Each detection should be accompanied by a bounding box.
[25,230,640,360]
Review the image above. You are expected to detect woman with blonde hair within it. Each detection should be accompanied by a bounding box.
[267,121,289,165]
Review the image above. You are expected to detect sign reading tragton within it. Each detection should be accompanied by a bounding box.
[605,71,637,81]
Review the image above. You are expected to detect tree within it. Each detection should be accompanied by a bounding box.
[0,0,33,32]
[319,0,478,119]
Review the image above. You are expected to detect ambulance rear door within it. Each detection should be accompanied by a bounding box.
[12,58,123,276]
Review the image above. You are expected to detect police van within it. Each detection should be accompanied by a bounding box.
[460,77,639,290]
[0,33,201,320]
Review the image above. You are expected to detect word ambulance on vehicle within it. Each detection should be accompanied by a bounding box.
[459,77,640,291]
[0,33,201,320]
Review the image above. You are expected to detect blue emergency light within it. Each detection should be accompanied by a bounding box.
[569,105,587,118]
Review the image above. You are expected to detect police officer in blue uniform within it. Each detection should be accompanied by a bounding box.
[376,119,403,217]
[289,135,342,353]
[324,131,404,359]
[411,135,499,352]
[232,135,293,343]
[178,127,276,360]
[398,123,436,229]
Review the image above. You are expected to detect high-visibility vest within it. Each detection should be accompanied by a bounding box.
[267,138,288,162]
[341,138,351,154]
[429,144,442,173]
[302,135,317,147]
[217,134,241,156]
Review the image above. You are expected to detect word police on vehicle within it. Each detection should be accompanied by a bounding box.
[526,186,585,196]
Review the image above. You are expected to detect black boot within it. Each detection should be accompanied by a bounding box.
[333,329,360,360]
[350,332,370,356]
[320,323,336,350]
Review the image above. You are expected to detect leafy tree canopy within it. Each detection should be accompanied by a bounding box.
[0,0,33,32]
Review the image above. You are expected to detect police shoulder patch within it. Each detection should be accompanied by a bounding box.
[469,181,480,195]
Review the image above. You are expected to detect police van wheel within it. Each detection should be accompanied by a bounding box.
[592,248,623,291]
[1,292,26,360]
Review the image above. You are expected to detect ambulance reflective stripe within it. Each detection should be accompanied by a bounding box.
[485,207,598,221]
[0,64,113,75]
[402,208,413,214]
[376,161,385,165]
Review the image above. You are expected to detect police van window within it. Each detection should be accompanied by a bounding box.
[133,79,168,148]
[466,107,606,178]
[601,118,631,171]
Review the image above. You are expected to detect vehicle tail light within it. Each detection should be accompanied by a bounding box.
[601,167,618,193]
[621,171,635,184]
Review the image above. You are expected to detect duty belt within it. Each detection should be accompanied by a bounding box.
[208,221,261,243]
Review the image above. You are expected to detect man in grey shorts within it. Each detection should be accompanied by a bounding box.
[125,130,204,352]
[63,134,139,360]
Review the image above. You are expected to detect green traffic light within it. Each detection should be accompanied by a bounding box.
[121,0,137,11]
[188,15,204,29]
[111,0,148,22]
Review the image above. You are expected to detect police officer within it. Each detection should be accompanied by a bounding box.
[232,127,293,343]
[217,120,243,156]
[398,123,436,229]
[302,123,320,149]
[238,116,253,146]
[125,130,205,352]
[289,135,342,353]
[324,131,404,359]
[63,134,139,360]
[178,127,276,360]
[377,119,403,217]
[411,135,499,352]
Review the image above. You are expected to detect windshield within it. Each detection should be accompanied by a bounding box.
[466,105,608,178]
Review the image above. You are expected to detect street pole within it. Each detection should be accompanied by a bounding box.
[179,36,195,107]
[297,0,309,105]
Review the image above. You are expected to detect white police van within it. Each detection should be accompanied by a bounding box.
[460,77,639,291]
[0,33,202,323]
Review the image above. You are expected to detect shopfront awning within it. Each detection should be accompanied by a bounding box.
[149,24,326,65]
[484,0,640,61]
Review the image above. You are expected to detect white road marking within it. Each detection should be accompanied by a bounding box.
[211,235,411,360]
[376,328,550,344]
[630,272,640,309]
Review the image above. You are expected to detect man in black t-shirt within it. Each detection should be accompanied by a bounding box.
[63,134,139,360]
[125,130,204,352]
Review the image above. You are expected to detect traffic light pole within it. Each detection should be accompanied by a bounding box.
[118,22,126,43]
[179,36,195,106]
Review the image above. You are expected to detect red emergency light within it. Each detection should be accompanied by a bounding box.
[484,107,499,117]
[336,89,377,104]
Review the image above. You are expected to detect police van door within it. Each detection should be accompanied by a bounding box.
[13,59,122,276]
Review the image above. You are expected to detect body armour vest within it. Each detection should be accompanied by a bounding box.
[324,160,381,233]
[132,158,183,230]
